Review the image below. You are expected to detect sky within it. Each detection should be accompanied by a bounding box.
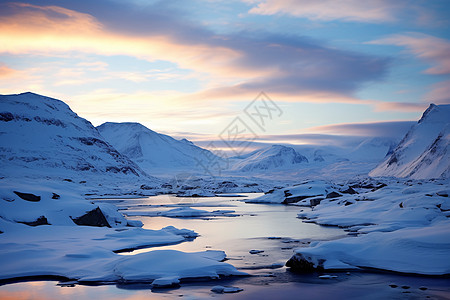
[0,0,449,147]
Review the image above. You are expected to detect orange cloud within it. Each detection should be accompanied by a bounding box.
[0,63,18,78]
[0,3,256,81]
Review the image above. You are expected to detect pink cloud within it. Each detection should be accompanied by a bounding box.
[371,33,450,75]
[373,101,428,112]
[247,0,408,23]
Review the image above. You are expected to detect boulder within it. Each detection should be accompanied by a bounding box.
[286,253,324,272]
[71,207,111,227]
[13,191,41,202]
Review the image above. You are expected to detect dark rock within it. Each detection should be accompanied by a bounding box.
[219,181,238,188]
[140,184,154,190]
[283,195,322,204]
[437,191,448,197]
[399,202,403,208]
[161,183,172,189]
[309,198,323,207]
[401,286,410,289]
[63,179,73,182]
[344,201,353,206]
[13,191,41,202]
[389,284,398,288]
[286,253,324,272]
[419,286,428,291]
[371,183,387,192]
[265,189,275,194]
[0,112,14,122]
[79,181,87,184]
[20,216,49,226]
[71,207,110,227]
[326,191,342,199]
[52,193,60,199]
[244,183,258,187]
[284,190,293,197]
[341,187,357,194]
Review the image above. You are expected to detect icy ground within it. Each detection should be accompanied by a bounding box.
[0,179,244,286]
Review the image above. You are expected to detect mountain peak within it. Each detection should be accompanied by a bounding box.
[370,103,450,179]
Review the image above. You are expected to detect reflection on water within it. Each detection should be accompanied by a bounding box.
[114,193,345,271]
[1,193,449,299]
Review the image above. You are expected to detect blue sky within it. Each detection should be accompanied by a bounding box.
[0,0,449,144]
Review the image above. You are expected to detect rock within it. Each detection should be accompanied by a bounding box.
[286,253,324,272]
[71,207,111,227]
[19,216,49,226]
[389,284,398,288]
[249,249,264,254]
[309,197,323,207]
[326,191,342,199]
[151,276,180,288]
[13,191,41,202]
[419,286,428,291]
[283,195,322,204]
[319,275,337,279]
[341,187,357,194]
[52,193,60,199]
[140,184,154,190]
[211,286,243,294]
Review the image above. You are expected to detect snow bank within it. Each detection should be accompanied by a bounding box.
[289,220,450,275]
[288,178,450,275]
[124,207,238,218]
[247,180,337,205]
[0,179,244,284]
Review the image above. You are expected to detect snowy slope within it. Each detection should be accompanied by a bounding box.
[370,104,450,179]
[97,122,222,175]
[346,137,400,162]
[0,92,157,191]
[231,145,308,172]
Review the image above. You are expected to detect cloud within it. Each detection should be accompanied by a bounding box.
[307,120,415,138]
[424,80,450,104]
[371,33,450,75]
[373,101,428,112]
[0,1,389,103]
[245,0,422,23]
[0,63,18,78]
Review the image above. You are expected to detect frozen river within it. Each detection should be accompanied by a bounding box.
[1,193,449,299]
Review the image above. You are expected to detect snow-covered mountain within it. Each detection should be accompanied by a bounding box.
[370,104,450,179]
[0,92,155,189]
[97,122,222,175]
[231,145,308,172]
[347,137,400,162]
